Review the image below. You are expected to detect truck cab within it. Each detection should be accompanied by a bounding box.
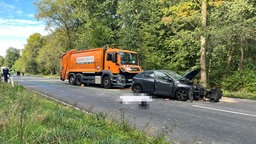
[103,48,142,88]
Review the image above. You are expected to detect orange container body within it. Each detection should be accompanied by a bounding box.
[61,48,105,80]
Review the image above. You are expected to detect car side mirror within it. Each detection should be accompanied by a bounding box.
[167,78,173,82]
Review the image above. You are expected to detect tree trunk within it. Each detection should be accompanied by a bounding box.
[65,24,72,50]
[238,46,244,70]
[200,0,207,88]
[224,47,234,78]
[50,68,56,75]
[56,14,72,50]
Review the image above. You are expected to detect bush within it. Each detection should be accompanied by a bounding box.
[222,68,256,93]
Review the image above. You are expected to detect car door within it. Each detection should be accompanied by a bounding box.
[140,71,155,93]
[154,71,174,96]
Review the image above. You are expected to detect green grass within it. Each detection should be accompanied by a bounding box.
[20,73,59,79]
[0,83,169,144]
[42,74,59,79]
[223,90,256,100]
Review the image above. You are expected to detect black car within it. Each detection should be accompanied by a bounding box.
[131,69,210,101]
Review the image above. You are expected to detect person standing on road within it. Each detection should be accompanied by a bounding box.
[3,67,9,82]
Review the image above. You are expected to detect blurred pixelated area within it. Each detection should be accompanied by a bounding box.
[119,93,153,109]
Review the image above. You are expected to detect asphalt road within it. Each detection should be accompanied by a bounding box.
[14,76,256,144]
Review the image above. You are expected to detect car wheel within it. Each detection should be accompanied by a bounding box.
[103,76,112,89]
[175,88,189,101]
[132,85,142,93]
[75,74,83,86]
[68,73,76,85]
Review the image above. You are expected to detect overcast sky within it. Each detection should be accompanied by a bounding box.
[0,0,48,57]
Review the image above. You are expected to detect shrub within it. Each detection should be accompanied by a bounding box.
[222,68,256,93]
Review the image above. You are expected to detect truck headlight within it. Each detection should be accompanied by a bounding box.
[127,67,132,71]
[120,67,126,72]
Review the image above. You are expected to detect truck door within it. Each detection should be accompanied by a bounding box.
[154,71,174,96]
[105,52,119,73]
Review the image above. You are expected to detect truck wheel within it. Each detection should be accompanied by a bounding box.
[103,76,112,89]
[175,88,189,101]
[68,73,76,85]
[75,74,83,86]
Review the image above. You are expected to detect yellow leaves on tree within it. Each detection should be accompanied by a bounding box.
[208,0,225,8]
[162,2,199,26]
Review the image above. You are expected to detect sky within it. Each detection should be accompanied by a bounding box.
[0,0,48,57]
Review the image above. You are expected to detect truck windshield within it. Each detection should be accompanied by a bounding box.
[119,52,138,65]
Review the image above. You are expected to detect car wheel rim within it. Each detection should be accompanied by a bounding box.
[177,90,188,100]
[134,85,141,92]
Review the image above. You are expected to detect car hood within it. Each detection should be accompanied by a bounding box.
[180,68,200,81]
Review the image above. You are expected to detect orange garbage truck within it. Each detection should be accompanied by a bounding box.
[60,46,143,88]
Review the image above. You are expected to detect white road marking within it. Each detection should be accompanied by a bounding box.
[192,105,256,118]
[18,79,60,82]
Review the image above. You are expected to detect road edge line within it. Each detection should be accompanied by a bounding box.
[192,105,256,118]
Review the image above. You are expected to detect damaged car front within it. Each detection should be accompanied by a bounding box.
[174,68,222,102]
[131,69,222,102]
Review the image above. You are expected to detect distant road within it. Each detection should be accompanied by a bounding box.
[15,76,256,144]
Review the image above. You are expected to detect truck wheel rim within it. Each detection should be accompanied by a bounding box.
[69,75,74,83]
[104,79,109,86]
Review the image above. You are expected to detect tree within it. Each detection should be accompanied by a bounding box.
[35,0,84,50]
[72,0,120,49]
[4,47,20,69]
[207,0,256,85]
[0,56,4,66]
[21,33,45,74]
[161,1,201,72]
[37,30,66,75]
[117,0,152,50]
[13,58,25,72]
[117,0,169,70]
[200,0,207,87]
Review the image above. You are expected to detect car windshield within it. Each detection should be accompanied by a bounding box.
[163,70,182,80]
[119,52,138,65]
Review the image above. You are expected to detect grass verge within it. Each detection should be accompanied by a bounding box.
[223,90,256,100]
[20,73,59,79]
[0,82,168,144]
